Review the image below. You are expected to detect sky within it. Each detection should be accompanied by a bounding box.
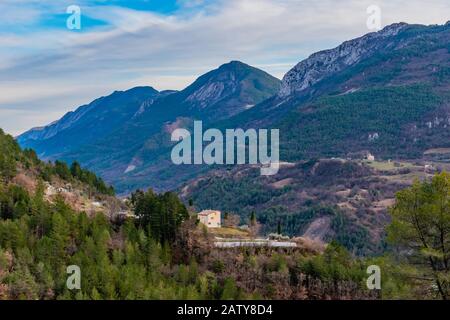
[0,0,449,136]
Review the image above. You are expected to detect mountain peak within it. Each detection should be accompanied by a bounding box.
[278,22,410,98]
[179,61,278,109]
[125,86,159,94]
[219,60,250,69]
[379,22,408,35]
[179,61,280,119]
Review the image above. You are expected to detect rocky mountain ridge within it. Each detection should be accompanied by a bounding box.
[278,23,408,98]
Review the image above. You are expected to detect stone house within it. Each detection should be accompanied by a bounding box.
[198,210,221,228]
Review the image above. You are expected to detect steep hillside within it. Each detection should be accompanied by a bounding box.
[18,62,280,193]
[18,87,163,158]
[225,23,450,161]
[18,22,450,195]
[2,128,380,300]
[279,85,447,160]
[1,129,122,217]
[277,23,409,98]
[276,23,450,161]
[181,158,450,255]
[169,60,281,121]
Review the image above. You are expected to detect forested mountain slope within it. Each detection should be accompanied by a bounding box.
[18,62,280,193]
[18,23,450,194]
[1,129,379,299]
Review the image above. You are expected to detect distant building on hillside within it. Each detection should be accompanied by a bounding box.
[366,153,375,161]
[198,210,221,228]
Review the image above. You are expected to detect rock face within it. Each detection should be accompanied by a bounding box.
[17,61,281,193]
[186,81,227,108]
[278,23,407,97]
[181,60,281,120]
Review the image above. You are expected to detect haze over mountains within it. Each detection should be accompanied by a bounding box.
[18,61,280,192]
[19,22,450,194]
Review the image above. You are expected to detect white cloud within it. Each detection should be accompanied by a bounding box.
[0,0,449,135]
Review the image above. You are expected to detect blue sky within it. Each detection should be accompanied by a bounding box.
[34,1,188,29]
[0,0,449,135]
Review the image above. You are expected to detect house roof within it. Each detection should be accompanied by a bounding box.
[198,210,220,216]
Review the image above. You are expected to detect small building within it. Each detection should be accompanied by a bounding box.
[198,210,221,228]
[366,152,375,161]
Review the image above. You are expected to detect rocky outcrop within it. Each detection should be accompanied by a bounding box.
[278,23,408,98]
[183,61,280,116]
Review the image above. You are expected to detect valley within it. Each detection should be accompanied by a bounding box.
[2,0,450,304]
[13,22,450,256]
[181,157,450,255]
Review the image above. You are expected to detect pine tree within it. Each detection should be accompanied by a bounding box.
[250,211,256,226]
[70,161,82,179]
[221,278,237,300]
[388,172,450,300]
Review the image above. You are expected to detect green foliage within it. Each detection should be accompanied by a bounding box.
[249,211,256,226]
[220,277,239,300]
[297,241,366,283]
[51,160,115,196]
[211,259,225,273]
[387,172,450,299]
[259,206,333,237]
[0,129,20,181]
[70,161,115,196]
[131,189,189,245]
[190,170,286,214]
[0,184,31,220]
[279,85,443,161]
[367,255,418,299]
[330,212,371,256]
[54,161,72,181]
[0,129,114,196]
[0,185,194,300]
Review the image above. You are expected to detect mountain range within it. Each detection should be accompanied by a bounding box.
[18,22,450,195]
[18,61,280,192]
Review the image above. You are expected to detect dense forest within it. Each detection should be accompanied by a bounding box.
[279,85,444,161]
[0,129,114,197]
[0,129,448,299]
[0,129,374,299]
[182,160,386,255]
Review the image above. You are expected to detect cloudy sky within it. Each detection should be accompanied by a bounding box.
[0,0,449,136]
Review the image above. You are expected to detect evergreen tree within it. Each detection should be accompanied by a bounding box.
[387,173,450,300]
[70,161,83,179]
[250,211,256,226]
